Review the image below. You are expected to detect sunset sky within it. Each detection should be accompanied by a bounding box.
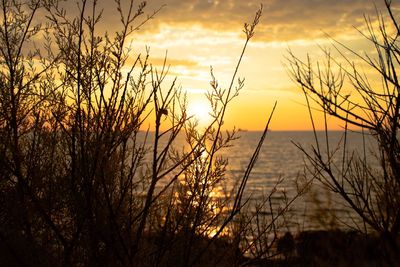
[98,0,389,130]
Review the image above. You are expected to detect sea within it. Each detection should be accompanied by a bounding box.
[220,130,378,232]
[142,130,379,232]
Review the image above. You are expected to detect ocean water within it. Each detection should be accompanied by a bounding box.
[142,130,379,231]
[222,130,371,194]
[221,130,377,231]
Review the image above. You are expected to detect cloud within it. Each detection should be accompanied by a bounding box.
[140,0,389,42]
[149,56,199,68]
[40,0,392,43]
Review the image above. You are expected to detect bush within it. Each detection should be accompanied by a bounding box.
[288,0,400,264]
[0,1,294,266]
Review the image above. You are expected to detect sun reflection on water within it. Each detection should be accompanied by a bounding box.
[174,142,232,238]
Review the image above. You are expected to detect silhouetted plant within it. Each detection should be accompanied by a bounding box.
[0,1,296,266]
[289,0,400,263]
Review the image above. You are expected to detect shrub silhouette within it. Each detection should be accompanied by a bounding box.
[0,1,295,266]
[289,0,400,264]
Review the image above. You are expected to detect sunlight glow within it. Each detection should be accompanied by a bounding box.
[187,99,213,127]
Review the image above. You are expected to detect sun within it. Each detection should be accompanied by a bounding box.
[187,99,213,127]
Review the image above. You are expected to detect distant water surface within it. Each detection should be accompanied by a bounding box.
[142,130,379,231]
[223,130,379,230]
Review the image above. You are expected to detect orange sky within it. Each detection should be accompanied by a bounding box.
[68,0,391,130]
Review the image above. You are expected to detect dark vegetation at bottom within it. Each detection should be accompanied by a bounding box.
[249,230,399,267]
[0,231,242,266]
[1,229,398,267]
